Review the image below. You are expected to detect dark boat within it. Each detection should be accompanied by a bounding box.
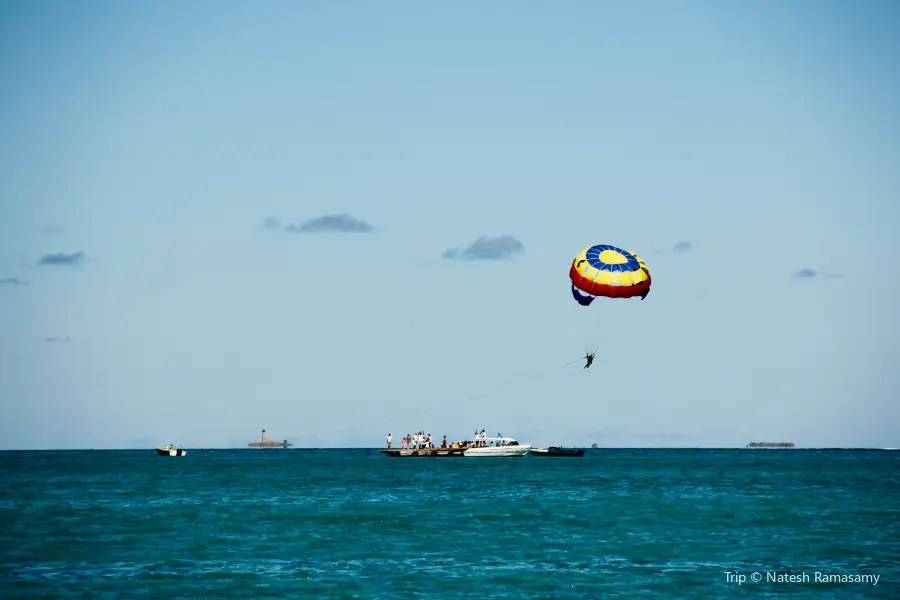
[530,446,585,457]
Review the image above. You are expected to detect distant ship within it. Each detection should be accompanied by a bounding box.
[248,429,293,448]
[746,442,795,448]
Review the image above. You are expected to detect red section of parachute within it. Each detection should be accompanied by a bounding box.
[569,263,651,299]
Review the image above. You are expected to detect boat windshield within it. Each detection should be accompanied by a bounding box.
[466,437,519,447]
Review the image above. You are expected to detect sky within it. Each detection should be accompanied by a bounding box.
[1,0,898,449]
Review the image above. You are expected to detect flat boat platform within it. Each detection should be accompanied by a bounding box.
[380,447,468,457]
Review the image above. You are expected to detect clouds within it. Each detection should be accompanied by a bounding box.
[288,214,374,233]
[791,268,843,280]
[0,277,28,285]
[37,251,85,267]
[1,252,89,287]
[654,241,693,255]
[261,215,283,230]
[252,213,846,290]
[442,235,525,261]
[793,268,817,279]
[260,213,528,264]
[262,214,375,234]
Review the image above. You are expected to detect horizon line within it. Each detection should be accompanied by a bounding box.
[1,446,897,452]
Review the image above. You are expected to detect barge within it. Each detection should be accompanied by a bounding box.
[381,436,531,457]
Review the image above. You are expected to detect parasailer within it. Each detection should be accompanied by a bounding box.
[568,243,651,367]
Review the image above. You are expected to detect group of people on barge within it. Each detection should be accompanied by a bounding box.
[385,429,501,450]
[386,432,451,450]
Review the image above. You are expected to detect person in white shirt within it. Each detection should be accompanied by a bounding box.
[386,433,392,449]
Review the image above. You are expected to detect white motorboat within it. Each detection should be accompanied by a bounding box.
[463,436,531,457]
[156,445,187,457]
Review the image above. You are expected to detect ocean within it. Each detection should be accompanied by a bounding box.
[0,448,897,599]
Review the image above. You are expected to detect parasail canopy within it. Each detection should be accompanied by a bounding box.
[569,243,651,306]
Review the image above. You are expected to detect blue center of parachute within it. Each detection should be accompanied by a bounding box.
[585,244,641,272]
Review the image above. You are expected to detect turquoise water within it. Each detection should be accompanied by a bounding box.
[1,449,897,598]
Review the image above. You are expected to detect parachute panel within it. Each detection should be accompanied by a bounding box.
[569,244,652,301]
[571,285,596,306]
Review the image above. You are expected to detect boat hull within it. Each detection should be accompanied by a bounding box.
[530,447,585,457]
[380,447,467,457]
[464,445,531,457]
[156,447,187,456]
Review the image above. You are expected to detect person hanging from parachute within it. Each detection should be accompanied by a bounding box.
[568,243,651,370]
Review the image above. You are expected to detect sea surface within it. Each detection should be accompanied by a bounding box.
[0,448,897,599]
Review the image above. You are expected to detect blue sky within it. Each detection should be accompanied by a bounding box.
[1,0,898,449]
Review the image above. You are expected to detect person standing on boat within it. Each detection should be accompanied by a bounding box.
[386,433,392,449]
